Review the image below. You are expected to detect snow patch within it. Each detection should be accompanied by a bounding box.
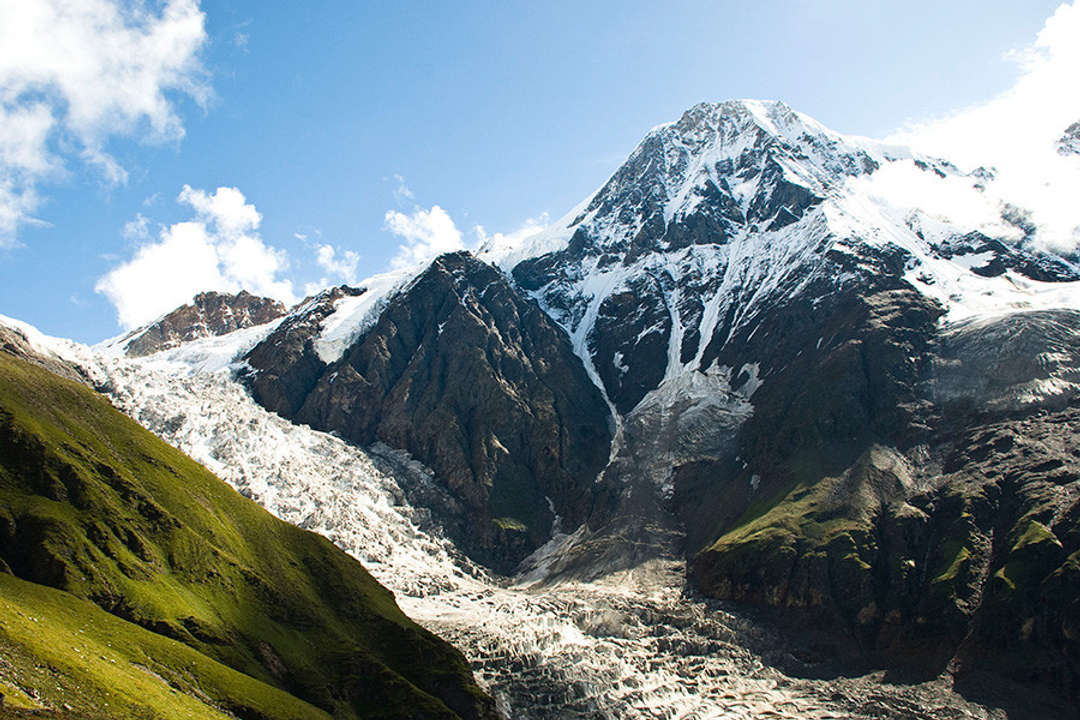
[124,320,282,376]
[313,267,418,364]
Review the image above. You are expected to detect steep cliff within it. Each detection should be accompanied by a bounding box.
[244,253,612,571]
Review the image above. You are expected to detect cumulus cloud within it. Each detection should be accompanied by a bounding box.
[385,205,465,269]
[0,0,209,244]
[315,244,360,283]
[888,1,1080,251]
[303,244,361,295]
[179,185,260,237]
[96,186,295,329]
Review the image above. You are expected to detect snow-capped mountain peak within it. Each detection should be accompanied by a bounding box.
[98,290,287,358]
[86,100,1080,424]
[496,100,924,272]
[504,100,1080,416]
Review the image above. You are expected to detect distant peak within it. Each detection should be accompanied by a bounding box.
[679,98,789,123]
[118,290,287,357]
[503,99,928,272]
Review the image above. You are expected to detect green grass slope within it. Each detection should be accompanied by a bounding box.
[0,571,331,720]
[0,351,496,720]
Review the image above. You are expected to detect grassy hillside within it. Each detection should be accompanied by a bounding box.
[0,571,331,719]
[0,351,496,720]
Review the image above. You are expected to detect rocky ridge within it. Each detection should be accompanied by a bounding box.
[244,253,612,572]
[1058,120,1080,157]
[111,290,286,357]
[509,101,1080,704]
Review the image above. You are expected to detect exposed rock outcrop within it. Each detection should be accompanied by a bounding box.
[1058,120,1080,157]
[120,290,286,357]
[245,285,365,417]
[0,324,90,386]
[688,308,1080,704]
[244,253,612,572]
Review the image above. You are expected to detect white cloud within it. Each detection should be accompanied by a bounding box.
[385,205,465,269]
[179,184,261,237]
[392,174,414,204]
[96,186,295,329]
[122,213,151,241]
[0,0,209,245]
[848,160,1020,240]
[382,201,550,273]
[303,244,362,295]
[889,1,1080,251]
[315,244,360,283]
[474,213,550,258]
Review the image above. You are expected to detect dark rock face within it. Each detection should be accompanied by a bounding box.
[929,309,1080,414]
[692,413,1080,703]
[929,232,1080,283]
[587,274,673,414]
[673,276,943,553]
[122,290,286,357]
[512,101,902,414]
[245,253,612,572]
[0,325,90,386]
[687,306,1080,706]
[245,285,364,417]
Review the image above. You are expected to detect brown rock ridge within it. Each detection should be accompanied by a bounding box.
[120,290,286,357]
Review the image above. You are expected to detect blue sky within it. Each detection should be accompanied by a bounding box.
[0,0,1074,342]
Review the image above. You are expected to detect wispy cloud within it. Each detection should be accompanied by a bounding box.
[0,0,209,245]
[391,174,414,204]
[121,213,152,241]
[385,205,465,269]
[889,1,1080,251]
[96,186,295,329]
